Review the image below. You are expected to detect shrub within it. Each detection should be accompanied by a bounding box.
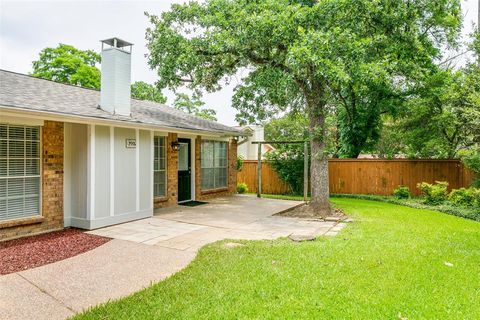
[471,188,480,207]
[462,152,480,188]
[236,182,248,194]
[236,156,244,172]
[448,188,476,207]
[267,149,305,195]
[417,181,449,205]
[393,186,410,199]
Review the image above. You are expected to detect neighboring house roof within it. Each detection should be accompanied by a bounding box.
[0,69,242,136]
[236,125,275,152]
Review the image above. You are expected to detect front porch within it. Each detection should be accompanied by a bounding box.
[89,195,344,252]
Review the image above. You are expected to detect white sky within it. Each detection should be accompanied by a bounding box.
[0,0,478,126]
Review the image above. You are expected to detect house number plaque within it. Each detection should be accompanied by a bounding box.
[125,138,136,148]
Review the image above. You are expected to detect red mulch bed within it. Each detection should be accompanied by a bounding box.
[0,228,111,275]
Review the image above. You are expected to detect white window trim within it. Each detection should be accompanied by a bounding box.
[0,123,43,221]
[201,140,229,191]
[153,135,167,198]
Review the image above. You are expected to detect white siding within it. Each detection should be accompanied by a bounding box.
[64,123,88,226]
[66,124,153,230]
[237,125,268,160]
[94,125,111,218]
[139,130,152,210]
[100,48,132,116]
[114,127,136,215]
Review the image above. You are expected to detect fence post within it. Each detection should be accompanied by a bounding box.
[304,141,308,203]
[257,143,262,198]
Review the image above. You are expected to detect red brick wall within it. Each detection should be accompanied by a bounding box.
[194,135,202,201]
[1,121,64,241]
[155,135,237,209]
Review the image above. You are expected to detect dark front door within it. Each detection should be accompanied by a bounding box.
[177,138,191,202]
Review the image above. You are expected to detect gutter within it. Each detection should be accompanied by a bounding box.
[0,104,244,137]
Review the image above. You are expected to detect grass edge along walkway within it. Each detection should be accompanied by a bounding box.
[73,198,480,319]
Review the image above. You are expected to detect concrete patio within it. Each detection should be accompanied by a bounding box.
[89,195,345,251]
[1,195,345,320]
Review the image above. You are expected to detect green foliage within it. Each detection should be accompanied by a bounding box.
[267,149,305,195]
[393,186,410,199]
[236,182,248,194]
[32,44,169,104]
[330,193,480,222]
[372,121,404,159]
[131,81,167,103]
[388,33,480,159]
[264,113,308,194]
[474,189,480,207]
[462,152,480,187]
[236,155,244,172]
[173,93,217,121]
[417,181,449,205]
[448,188,477,207]
[32,44,101,89]
[145,0,461,205]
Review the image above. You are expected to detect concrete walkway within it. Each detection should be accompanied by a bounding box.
[1,196,345,320]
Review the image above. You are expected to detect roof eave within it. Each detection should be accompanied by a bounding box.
[0,104,243,137]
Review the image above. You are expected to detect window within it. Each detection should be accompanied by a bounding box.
[201,140,227,190]
[153,136,166,197]
[0,124,41,220]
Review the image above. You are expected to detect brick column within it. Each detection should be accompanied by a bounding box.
[228,138,238,194]
[42,121,64,229]
[195,135,202,200]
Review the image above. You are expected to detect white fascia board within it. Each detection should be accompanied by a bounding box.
[200,136,231,142]
[177,133,197,139]
[0,113,45,126]
[0,105,242,137]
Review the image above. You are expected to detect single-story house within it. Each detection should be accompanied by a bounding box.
[0,38,243,241]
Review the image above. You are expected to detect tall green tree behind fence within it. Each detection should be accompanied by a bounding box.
[238,159,475,196]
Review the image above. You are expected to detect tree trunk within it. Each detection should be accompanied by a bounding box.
[307,103,331,217]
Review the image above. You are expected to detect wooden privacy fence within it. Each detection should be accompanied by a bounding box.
[237,159,475,196]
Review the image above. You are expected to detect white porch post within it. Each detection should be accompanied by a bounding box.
[87,124,96,220]
[109,126,115,217]
[135,128,140,212]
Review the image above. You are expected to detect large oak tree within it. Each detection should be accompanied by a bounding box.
[145,0,461,216]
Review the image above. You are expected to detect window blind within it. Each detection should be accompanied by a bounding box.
[0,124,41,220]
[201,140,227,190]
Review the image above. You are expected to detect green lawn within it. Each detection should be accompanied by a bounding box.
[74,199,480,319]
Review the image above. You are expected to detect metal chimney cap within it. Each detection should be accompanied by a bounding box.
[100,37,133,48]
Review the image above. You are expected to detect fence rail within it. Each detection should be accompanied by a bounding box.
[237,159,475,196]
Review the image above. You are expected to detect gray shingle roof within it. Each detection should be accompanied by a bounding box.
[0,69,242,135]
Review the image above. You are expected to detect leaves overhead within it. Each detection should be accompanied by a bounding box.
[32,44,101,89]
[146,0,461,107]
[173,92,217,121]
[31,44,167,104]
[131,81,167,104]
